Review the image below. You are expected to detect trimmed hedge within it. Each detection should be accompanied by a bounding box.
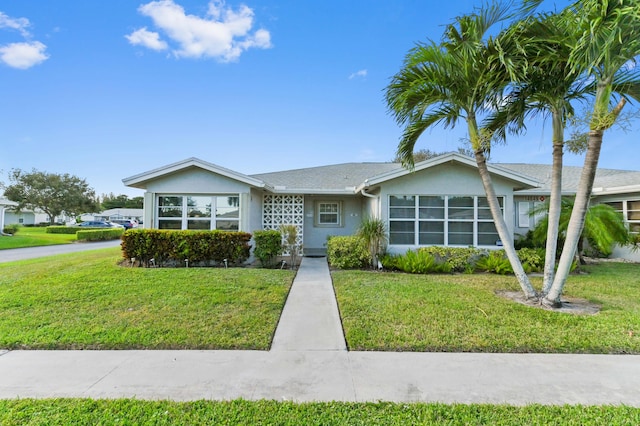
[77,228,124,241]
[327,236,371,269]
[46,226,79,234]
[253,230,283,268]
[121,229,252,267]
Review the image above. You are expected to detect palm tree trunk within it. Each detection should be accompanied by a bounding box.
[545,129,603,305]
[542,110,564,294]
[475,150,538,300]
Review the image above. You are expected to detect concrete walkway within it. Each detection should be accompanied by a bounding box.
[1,255,640,405]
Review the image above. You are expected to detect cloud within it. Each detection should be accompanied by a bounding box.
[349,69,367,80]
[0,41,48,69]
[127,0,272,62]
[126,27,168,51]
[0,11,31,37]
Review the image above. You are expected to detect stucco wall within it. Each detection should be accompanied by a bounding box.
[377,162,517,253]
[303,195,363,253]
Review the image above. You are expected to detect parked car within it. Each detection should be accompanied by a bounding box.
[111,219,137,229]
[76,221,125,229]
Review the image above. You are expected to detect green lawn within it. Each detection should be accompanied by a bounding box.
[0,248,294,350]
[333,263,640,353]
[0,227,76,250]
[0,400,639,425]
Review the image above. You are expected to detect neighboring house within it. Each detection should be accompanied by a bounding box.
[2,206,69,226]
[0,198,19,232]
[95,208,144,224]
[122,153,640,260]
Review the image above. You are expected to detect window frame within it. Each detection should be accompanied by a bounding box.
[388,194,504,247]
[315,201,343,227]
[156,194,240,231]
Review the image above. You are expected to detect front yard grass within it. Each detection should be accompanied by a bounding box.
[1,399,639,425]
[333,263,640,353]
[0,227,76,250]
[0,248,294,350]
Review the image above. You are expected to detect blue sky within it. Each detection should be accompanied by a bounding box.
[0,0,637,198]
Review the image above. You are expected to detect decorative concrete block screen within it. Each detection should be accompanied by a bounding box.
[263,194,304,253]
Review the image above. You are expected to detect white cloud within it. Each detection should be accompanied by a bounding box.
[0,41,48,69]
[126,27,168,51]
[127,0,272,62]
[0,11,31,37]
[349,69,367,80]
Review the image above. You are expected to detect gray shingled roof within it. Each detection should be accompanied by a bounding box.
[250,161,640,194]
[251,163,401,191]
[496,163,633,193]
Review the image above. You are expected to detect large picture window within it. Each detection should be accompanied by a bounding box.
[157,195,239,231]
[389,195,504,247]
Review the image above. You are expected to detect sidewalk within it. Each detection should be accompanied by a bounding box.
[0,239,122,263]
[1,256,639,405]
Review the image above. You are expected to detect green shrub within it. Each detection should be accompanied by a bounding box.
[327,236,371,269]
[253,230,283,268]
[476,250,513,275]
[394,250,452,274]
[517,247,545,273]
[77,228,124,241]
[2,224,20,235]
[46,226,79,234]
[418,246,485,273]
[379,253,401,271]
[121,229,252,267]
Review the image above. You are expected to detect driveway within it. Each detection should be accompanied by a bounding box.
[0,239,122,263]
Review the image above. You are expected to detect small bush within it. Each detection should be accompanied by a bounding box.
[327,236,371,269]
[379,253,401,271]
[517,247,545,273]
[2,224,20,235]
[77,228,124,241]
[253,230,283,268]
[476,250,513,275]
[418,246,485,273]
[46,226,79,234]
[395,250,452,274]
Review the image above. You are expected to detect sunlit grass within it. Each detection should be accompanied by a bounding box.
[0,227,76,250]
[0,248,294,350]
[333,263,640,353]
[0,399,639,425]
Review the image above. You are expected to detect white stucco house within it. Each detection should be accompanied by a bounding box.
[122,153,640,260]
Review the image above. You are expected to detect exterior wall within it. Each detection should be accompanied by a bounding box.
[4,211,36,226]
[303,194,363,254]
[249,188,264,233]
[378,162,517,254]
[513,195,548,239]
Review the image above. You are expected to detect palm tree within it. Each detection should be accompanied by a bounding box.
[386,1,540,299]
[531,198,631,265]
[487,12,589,294]
[546,0,640,306]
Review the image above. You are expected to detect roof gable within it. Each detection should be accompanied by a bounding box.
[123,157,267,190]
[356,153,541,190]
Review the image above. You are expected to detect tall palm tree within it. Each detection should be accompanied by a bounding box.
[546,0,640,306]
[487,12,589,294]
[386,1,540,299]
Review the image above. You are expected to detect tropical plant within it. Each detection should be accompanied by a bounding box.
[356,217,388,269]
[545,0,640,307]
[385,0,540,299]
[531,198,632,265]
[279,224,300,269]
[252,230,282,268]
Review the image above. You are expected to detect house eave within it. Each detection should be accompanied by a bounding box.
[122,157,267,189]
[592,184,640,196]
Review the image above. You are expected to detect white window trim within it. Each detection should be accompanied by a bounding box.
[315,201,343,227]
[156,194,240,231]
[388,195,504,247]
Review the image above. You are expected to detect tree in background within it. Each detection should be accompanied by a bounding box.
[391,147,474,163]
[101,193,144,210]
[2,169,99,224]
